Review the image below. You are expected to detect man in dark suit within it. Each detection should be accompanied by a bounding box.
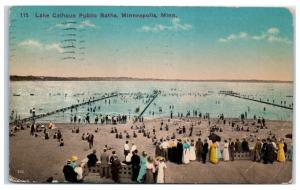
[241,138,250,152]
[201,139,209,164]
[196,138,203,161]
[235,138,241,153]
[229,138,235,161]
[87,149,98,168]
[176,139,183,164]
[131,150,140,182]
[87,133,94,149]
[265,139,275,164]
[110,154,122,183]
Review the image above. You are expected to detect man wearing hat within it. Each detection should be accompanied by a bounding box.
[110,151,122,183]
[100,148,110,178]
[253,138,262,162]
[201,139,209,164]
[176,139,183,164]
[131,150,140,182]
[229,138,235,161]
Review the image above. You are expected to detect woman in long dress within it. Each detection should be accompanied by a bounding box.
[216,141,222,161]
[145,156,155,183]
[182,140,190,164]
[137,151,148,183]
[223,140,230,161]
[209,141,218,164]
[189,140,196,161]
[277,140,286,162]
[156,158,167,183]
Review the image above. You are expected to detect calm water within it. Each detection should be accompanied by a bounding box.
[9,81,293,122]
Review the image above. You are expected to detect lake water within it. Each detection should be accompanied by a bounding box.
[9,81,293,123]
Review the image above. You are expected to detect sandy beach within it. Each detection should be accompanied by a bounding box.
[9,117,293,183]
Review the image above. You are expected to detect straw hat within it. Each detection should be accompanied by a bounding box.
[70,156,78,162]
[156,156,165,161]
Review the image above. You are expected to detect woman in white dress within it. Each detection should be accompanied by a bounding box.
[223,140,230,161]
[182,140,190,164]
[189,139,196,161]
[156,158,167,183]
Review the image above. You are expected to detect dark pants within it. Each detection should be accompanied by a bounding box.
[100,165,109,178]
[132,165,140,181]
[111,170,120,183]
[229,150,235,161]
[197,151,202,161]
[89,141,93,149]
[124,150,129,157]
[163,149,168,161]
[201,153,207,163]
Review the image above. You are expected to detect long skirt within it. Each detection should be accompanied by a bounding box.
[210,148,218,164]
[223,148,230,161]
[145,169,154,183]
[182,149,190,164]
[137,166,147,183]
[217,148,222,160]
[189,146,196,161]
[277,149,285,162]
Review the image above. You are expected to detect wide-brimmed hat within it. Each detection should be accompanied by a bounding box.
[70,156,78,162]
[156,156,165,161]
[147,156,154,163]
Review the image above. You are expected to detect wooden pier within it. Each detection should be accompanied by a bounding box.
[137,91,160,119]
[10,93,118,124]
[219,91,293,110]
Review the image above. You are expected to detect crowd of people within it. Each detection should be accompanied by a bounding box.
[63,143,168,184]
[70,113,128,125]
[62,131,292,184]
[9,104,293,184]
[153,136,291,165]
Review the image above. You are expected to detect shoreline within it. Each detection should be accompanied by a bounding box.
[9,76,293,83]
[17,117,293,125]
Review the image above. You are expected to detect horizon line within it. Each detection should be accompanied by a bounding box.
[10,75,293,83]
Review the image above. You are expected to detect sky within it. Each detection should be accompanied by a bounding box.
[9,6,294,81]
